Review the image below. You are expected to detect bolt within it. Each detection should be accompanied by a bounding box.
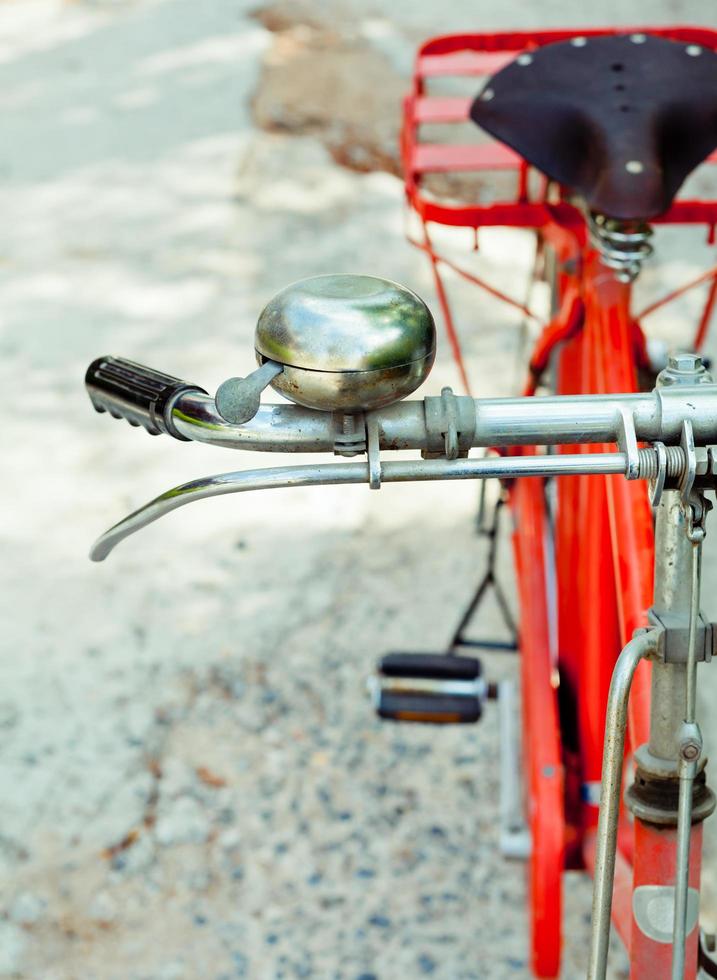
[686,45,702,56]
[668,352,702,372]
[516,54,533,65]
[626,160,644,174]
[680,740,701,762]
[570,36,587,47]
[630,33,647,44]
[480,87,494,101]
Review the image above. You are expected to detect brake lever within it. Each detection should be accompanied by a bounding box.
[90,462,370,561]
[90,452,630,561]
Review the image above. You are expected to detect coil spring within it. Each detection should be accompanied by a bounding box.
[636,446,685,480]
[588,212,654,282]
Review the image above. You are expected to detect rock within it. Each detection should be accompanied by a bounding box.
[155,797,210,847]
[88,889,118,924]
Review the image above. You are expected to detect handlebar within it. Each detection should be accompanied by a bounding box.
[86,354,717,561]
[86,354,717,451]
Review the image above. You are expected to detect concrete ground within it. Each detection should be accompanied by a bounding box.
[1,0,716,977]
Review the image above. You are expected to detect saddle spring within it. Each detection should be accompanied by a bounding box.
[587,212,654,282]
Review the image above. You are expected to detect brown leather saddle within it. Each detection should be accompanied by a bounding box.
[470,34,717,219]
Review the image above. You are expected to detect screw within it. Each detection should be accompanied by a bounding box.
[571,36,587,47]
[630,33,647,44]
[668,352,702,372]
[680,740,701,762]
[480,87,494,101]
[516,54,533,65]
[626,160,644,174]
[686,45,702,56]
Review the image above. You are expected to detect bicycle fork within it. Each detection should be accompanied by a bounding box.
[588,489,716,978]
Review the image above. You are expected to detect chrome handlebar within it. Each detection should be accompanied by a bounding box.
[169,384,717,453]
[89,378,717,561]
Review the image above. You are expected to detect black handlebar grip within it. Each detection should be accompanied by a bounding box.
[85,356,207,439]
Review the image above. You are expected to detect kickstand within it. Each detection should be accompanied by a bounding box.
[449,487,518,653]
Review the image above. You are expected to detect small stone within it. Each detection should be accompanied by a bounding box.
[368,914,391,928]
[155,797,210,847]
[9,891,46,925]
[88,890,118,924]
[218,827,242,852]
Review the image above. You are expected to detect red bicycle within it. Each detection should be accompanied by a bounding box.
[85,26,717,980]
[401,25,717,978]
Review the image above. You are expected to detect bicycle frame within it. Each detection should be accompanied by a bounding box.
[402,25,717,978]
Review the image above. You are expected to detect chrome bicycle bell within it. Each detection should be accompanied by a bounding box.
[215,274,436,422]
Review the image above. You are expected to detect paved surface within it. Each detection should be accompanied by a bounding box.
[1,1,716,977]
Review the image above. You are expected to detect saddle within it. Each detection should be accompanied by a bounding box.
[470,34,717,219]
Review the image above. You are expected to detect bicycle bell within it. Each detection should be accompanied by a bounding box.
[215,274,436,422]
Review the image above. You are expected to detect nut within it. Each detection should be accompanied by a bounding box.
[668,352,702,372]
[695,446,709,476]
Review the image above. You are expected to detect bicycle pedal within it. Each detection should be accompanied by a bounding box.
[369,653,488,724]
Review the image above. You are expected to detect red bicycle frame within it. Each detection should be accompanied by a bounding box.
[402,25,717,978]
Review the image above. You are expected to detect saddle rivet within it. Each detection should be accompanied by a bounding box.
[480,87,495,101]
[626,160,644,174]
[686,45,702,56]
[516,54,533,66]
[571,36,587,47]
[630,33,647,44]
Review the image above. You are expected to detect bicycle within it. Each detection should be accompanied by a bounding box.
[84,27,717,980]
[400,25,717,978]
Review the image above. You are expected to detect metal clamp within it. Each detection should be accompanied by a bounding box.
[649,441,668,507]
[366,414,382,490]
[649,609,714,664]
[617,406,640,480]
[423,387,477,459]
[680,418,697,505]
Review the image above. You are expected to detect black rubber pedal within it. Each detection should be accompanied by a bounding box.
[372,653,484,724]
[378,653,481,681]
[376,690,481,724]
